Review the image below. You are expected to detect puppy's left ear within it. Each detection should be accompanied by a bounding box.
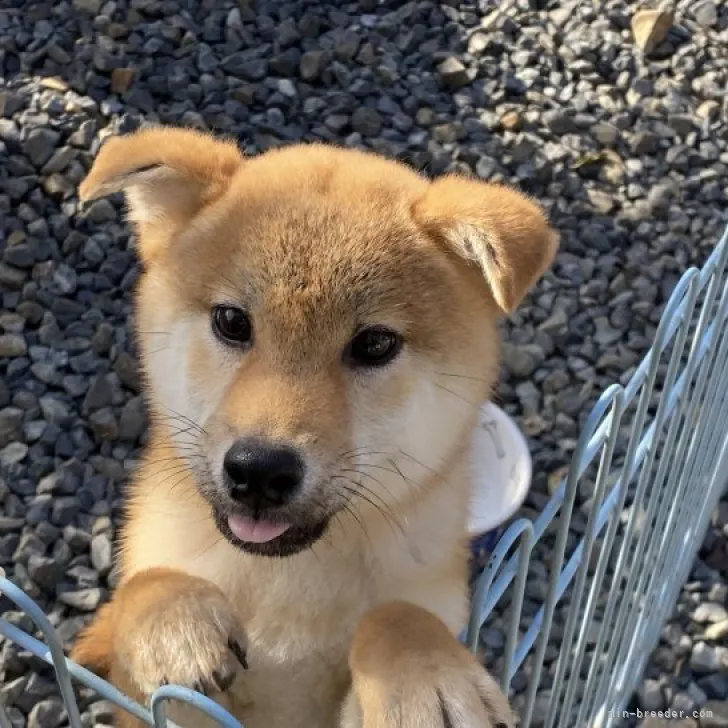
[413,176,559,314]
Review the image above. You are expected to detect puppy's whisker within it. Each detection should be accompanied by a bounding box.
[355,481,403,530]
[387,457,418,489]
[158,406,207,436]
[339,466,401,507]
[337,446,372,457]
[147,450,201,463]
[400,450,447,482]
[398,450,440,476]
[340,500,373,551]
[153,421,200,439]
[148,460,193,476]
[339,467,386,490]
[161,421,203,440]
[348,462,399,477]
[150,437,201,449]
[168,446,202,457]
[150,440,201,452]
[149,464,200,484]
[164,423,200,436]
[397,451,453,492]
[169,474,198,496]
[335,478,405,538]
[146,454,204,469]
[437,370,492,384]
[434,382,481,409]
[156,472,196,495]
[155,465,198,491]
[336,448,391,464]
[337,482,385,542]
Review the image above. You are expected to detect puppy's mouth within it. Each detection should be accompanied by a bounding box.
[212,508,329,557]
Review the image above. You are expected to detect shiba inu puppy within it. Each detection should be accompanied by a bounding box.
[71,126,558,728]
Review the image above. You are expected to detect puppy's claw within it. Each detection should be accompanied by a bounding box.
[212,669,235,692]
[228,638,248,669]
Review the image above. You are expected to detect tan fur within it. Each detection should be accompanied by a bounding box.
[71,127,558,728]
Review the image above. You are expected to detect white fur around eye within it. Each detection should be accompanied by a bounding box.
[142,314,230,436]
[144,318,195,419]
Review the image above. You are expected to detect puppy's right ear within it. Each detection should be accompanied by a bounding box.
[79,127,243,262]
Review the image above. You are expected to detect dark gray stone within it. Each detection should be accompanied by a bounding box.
[27,697,66,728]
[24,128,61,167]
[438,57,470,89]
[351,107,383,137]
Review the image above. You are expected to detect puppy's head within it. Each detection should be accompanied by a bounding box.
[81,127,558,557]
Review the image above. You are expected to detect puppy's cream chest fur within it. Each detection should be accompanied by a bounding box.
[123,475,470,725]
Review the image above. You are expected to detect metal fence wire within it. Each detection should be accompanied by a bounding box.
[1,224,728,728]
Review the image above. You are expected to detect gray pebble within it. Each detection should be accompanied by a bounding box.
[119,397,146,441]
[351,107,383,137]
[58,588,104,612]
[27,698,66,728]
[0,408,24,448]
[24,128,61,167]
[90,532,113,575]
[693,2,718,28]
[639,679,666,712]
[0,334,27,358]
[89,409,119,441]
[691,643,728,674]
[27,555,64,592]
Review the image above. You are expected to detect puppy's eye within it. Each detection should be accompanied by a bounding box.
[345,327,403,368]
[212,305,252,346]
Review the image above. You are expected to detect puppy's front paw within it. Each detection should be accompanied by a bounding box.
[347,602,513,728]
[113,571,248,696]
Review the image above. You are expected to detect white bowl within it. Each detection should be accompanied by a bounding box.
[467,401,533,538]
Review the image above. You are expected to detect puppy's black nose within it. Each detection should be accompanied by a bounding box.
[223,440,304,508]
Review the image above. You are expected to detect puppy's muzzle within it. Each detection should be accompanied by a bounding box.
[223,439,304,509]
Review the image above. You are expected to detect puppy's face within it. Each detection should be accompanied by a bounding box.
[81,129,558,557]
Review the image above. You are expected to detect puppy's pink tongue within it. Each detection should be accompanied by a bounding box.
[227,514,290,543]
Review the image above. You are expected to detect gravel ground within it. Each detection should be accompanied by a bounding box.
[1,0,727,726]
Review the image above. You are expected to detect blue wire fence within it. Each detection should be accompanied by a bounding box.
[2,224,728,727]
